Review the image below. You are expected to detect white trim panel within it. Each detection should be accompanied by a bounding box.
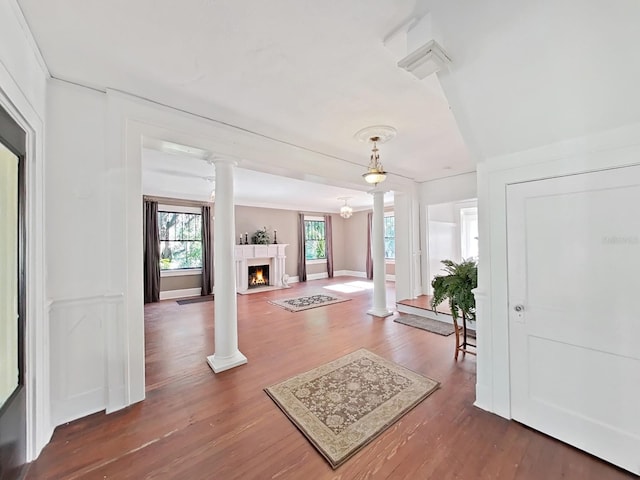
[159,287,202,300]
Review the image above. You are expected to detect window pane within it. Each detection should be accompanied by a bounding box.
[158,211,203,270]
[384,215,395,259]
[305,240,326,260]
[304,219,326,259]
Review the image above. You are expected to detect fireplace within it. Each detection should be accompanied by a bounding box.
[234,244,288,294]
[248,265,270,289]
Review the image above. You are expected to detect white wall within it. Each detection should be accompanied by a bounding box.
[0,0,50,460]
[46,79,120,426]
[418,172,477,295]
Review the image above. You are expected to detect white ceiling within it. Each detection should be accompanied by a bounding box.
[18,0,474,210]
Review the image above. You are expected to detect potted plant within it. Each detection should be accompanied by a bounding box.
[431,259,478,360]
[251,226,271,245]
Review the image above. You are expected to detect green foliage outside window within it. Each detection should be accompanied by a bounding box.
[159,211,203,270]
[384,215,395,259]
[304,219,326,260]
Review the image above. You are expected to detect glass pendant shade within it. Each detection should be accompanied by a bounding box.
[340,205,353,218]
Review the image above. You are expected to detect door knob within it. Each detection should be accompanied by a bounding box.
[514,304,524,312]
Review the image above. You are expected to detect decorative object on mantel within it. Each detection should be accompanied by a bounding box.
[244,232,249,245]
[354,125,397,186]
[252,226,271,245]
[268,293,350,312]
[265,348,440,469]
[338,197,353,219]
[274,229,278,244]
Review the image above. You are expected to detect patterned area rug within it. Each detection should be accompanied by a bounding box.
[393,314,455,336]
[265,349,440,469]
[268,293,350,312]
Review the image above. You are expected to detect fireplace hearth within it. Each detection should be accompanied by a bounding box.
[248,265,270,289]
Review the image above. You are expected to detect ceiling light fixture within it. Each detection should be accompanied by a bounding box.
[338,197,353,219]
[362,136,387,185]
[354,125,396,186]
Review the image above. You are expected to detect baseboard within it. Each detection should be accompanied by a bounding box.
[307,272,329,281]
[474,383,495,414]
[289,271,368,282]
[335,270,367,278]
[159,287,201,300]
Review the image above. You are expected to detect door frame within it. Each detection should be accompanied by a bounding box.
[0,103,26,477]
[0,74,49,459]
[474,123,640,418]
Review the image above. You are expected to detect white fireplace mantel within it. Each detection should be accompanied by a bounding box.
[234,244,288,293]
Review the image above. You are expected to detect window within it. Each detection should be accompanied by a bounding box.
[158,211,203,270]
[304,218,326,261]
[384,214,395,259]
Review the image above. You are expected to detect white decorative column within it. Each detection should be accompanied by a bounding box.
[207,158,247,373]
[368,189,392,317]
[394,187,422,301]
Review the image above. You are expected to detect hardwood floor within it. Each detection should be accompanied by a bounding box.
[27,278,633,479]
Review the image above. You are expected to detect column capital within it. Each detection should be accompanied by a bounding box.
[368,187,388,196]
[208,156,238,167]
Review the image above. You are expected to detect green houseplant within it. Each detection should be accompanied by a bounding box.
[431,258,478,359]
[251,226,271,245]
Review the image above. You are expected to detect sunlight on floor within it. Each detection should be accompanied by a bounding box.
[323,281,374,293]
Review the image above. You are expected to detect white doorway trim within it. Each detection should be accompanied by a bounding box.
[475,121,640,418]
[0,66,50,459]
[106,89,419,408]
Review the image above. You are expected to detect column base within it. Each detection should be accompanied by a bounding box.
[207,351,248,373]
[367,307,393,318]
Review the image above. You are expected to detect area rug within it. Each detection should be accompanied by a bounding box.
[393,314,455,336]
[265,349,440,469]
[268,293,350,312]
[176,294,213,305]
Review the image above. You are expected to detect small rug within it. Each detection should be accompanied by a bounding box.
[265,349,440,469]
[393,314,455,336]
[268,293,350,312]
[176,294,213,305]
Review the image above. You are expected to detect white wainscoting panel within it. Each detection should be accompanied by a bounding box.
[49,294,123,426]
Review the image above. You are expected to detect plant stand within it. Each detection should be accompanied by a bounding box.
[453,312,477,360]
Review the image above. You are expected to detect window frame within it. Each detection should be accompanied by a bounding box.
[158,204,203,276]
[304,215,327,264]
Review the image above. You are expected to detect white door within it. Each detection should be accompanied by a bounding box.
[507,165,640,475]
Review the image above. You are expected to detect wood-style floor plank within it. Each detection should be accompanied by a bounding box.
[26,278,634,479]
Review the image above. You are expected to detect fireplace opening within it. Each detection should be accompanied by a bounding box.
[248,264,270,289]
